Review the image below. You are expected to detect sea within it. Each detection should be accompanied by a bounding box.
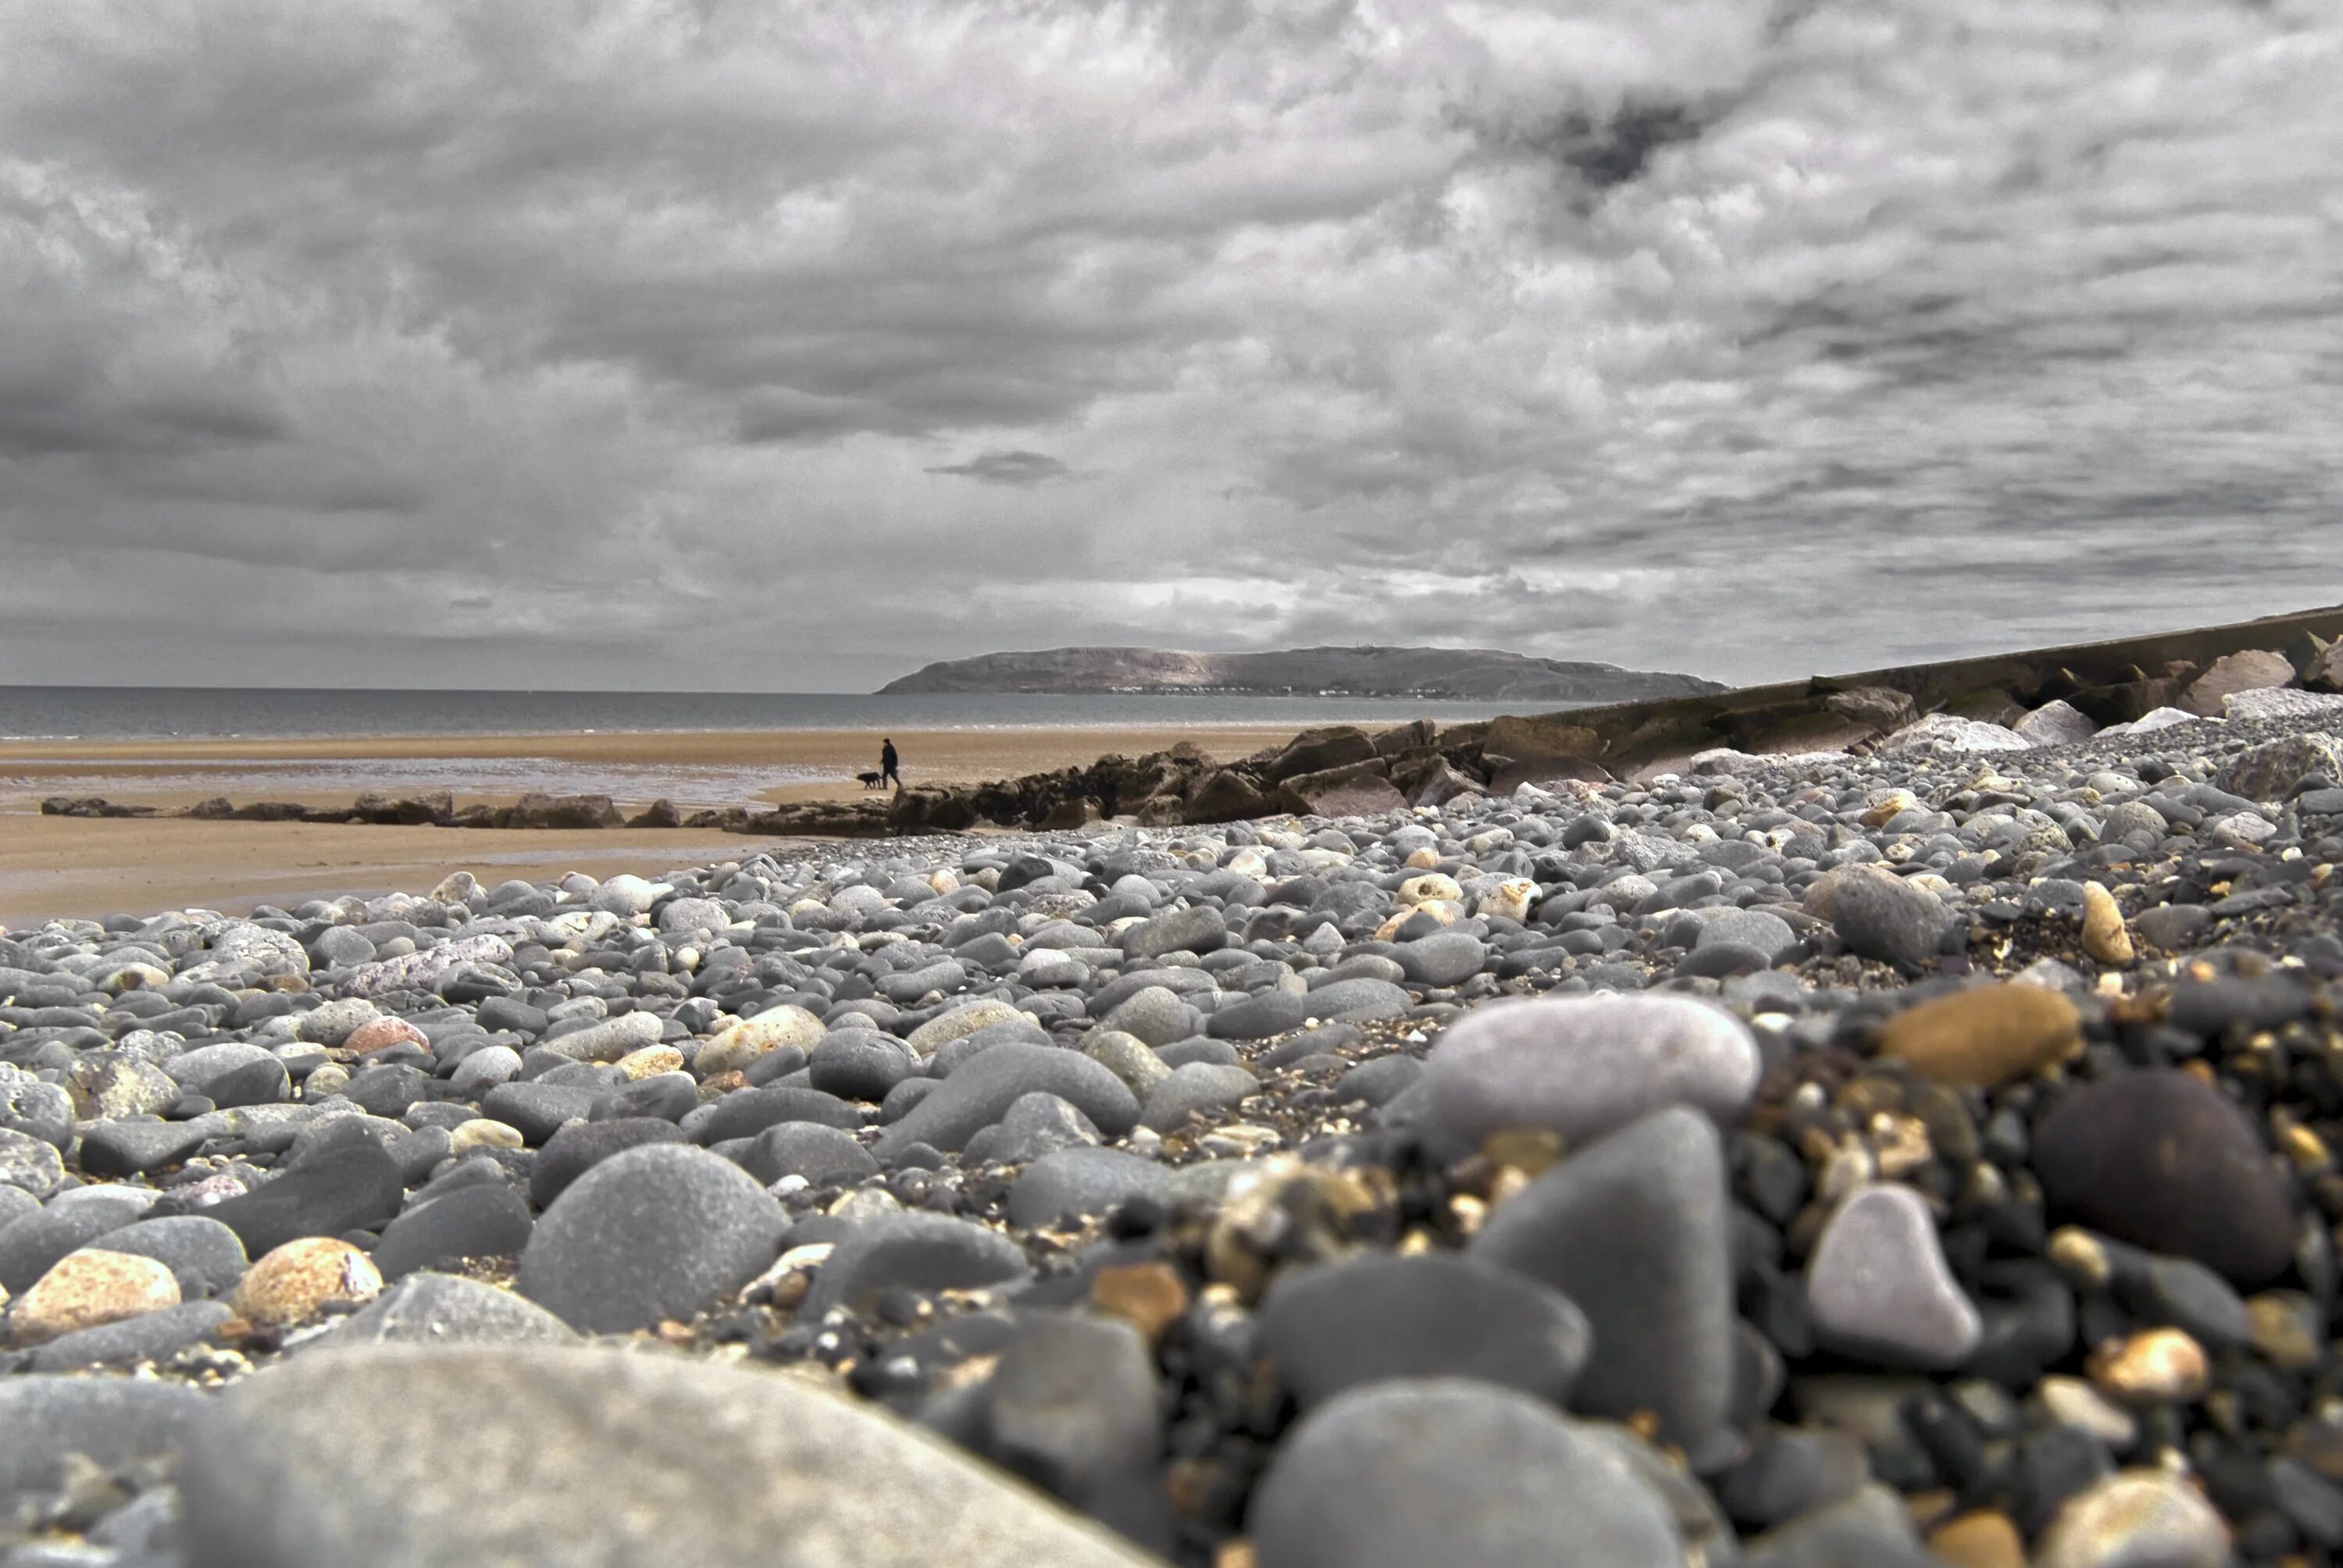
[0,686,1541,811]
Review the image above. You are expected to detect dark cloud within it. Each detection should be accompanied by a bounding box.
[0,1,2335,691]
[924,450,1073,488]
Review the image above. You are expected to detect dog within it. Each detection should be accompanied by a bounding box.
[857,771,885,790]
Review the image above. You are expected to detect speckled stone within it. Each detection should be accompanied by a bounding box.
[7,1249,181,1346]
[231,1237,384,1328]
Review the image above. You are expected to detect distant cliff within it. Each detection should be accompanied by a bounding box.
[876,645,1726,702]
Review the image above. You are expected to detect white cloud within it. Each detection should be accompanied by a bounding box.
[0,0,2337,690]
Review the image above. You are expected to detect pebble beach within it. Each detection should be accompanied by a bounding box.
[5,683,2343,1566]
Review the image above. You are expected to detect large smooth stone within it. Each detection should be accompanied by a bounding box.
[314,1271,578,1349]
[1878,984,2081,1089]
[797,1212,1029,1317]
[199,1140,405,1259]
[1248,1378,1682,1568]
[179,1345,1159,1566]
[1470,1106,1739,1466]
[1005,1148,1172,1229]
[518,1145,785,1333]
[0,1374,209,1508]
[2034,1070,2296,1287]
[1422,993,1759,1152]
[1257,1252,1591,1409]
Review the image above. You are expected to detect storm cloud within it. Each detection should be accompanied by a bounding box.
[2,0,2338,692]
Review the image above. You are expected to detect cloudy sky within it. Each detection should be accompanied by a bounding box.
[3,0,2338,693]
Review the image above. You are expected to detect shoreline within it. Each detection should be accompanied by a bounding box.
[0,724,1303,928]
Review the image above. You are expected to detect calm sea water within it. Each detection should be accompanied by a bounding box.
[0,686,1537,742]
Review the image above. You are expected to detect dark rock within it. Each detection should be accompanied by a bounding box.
[190,1139,408,1260]
[529,1118,687,1209]
[371,1183,534,1280]
[518,1145,785,1333]
[798,1212,1030,1317]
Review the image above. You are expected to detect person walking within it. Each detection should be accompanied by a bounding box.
[879,737,900,790]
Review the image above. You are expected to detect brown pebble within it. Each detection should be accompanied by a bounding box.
[8,1250,180,1346]
[2248,1292,2324,1371]
[1928,1509,2026,1568]
[1090,1261,1189,1349]
[2088,1327,2210,1404]
[1879,983,2082,1088]
[231,1238,383,1327]
[341,1017,432,1055]
[2080,882,2134,965]
[615,1046,684,1082]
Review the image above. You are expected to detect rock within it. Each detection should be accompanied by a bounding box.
[2033,1469,2231,1567]
[1470,1107,1737,1465]
[1422,993,1759,1153]
[180,1345,1159,1566]
[2034,1070,2296,1288]
[0,1125,66,1199]
[1258,1252,1591,1409]
[480,1082,604,1144]
[26,1299,234,1371]
[2086,1327,2209,1404]
[2132,904,2212,952]
[979,1092,1101,1165]
[1881,714,2032,754]
[1006,1148,1172,1229]
[1805,865,1953,974]
[1120,905,1229,960]
[2178,649,2294,717]
[544,1010,663,1064]
[339,934,515,1000]
[2080,883,2134,965]
[1695,907,1800,964]
[1084,1030,1175,1096]
[906,999,1028,1058]
[7,1249,181,1346]
[77,1116,213,1178]
[2216,732,2343,803]
[1100,985,1192,1047]
[808,1031,919,1103]
[75,1215,247,1299]
[1207,989,1310,1041]
[519,1143,785,1333]
[0,1190,151,1293]
[874,1045,1139,1158]
[232,1237,383,1327]
[590,874,665,916]
[2015,700,2099,747]
[1393,932,1488,988]
[1139,1062,1259,1131]
[200,1139,406,1259]
[690,1085,859,1145]
[740,1121,879,1188]
[1248,1378,1683,1568]
[0,1376,208,1513]
[1878,984,2081,1088]
[370,1183,534,1280]
[797,1211,1030,1316]
[320,1270,580,1348]
[979,1313,1169,1548]
[697,1004,826,1076]
[1805,1184,1983,1370]
[530,1118,687,1208]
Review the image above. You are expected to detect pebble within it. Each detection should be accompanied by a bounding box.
[2034,1070,2298,1286]
[1805,864,1954,974]
[1248,1378,1683,1568]
[873,1045,1139,1157]
[1005,1147,1171,1229]
[2032,1469,2232,1567]
[519,1143,785,1333]
[231,1236,383,1327]
[1470,1107,1739,1466]
[201,1139,406,1258]
[6,1249,180,1345]
[2085,1327,2210,1404]
[1257,1251,1592,1408]
[1422,993,1759,1152]
[0,1375,208,1513]
[320,1270,578,1348]
[797,1211,1029,1317]
[2079,882,2134,964]
[1877,983,2082,1088]
[370,1182,534,1280]
[0,1126,66,1200]
[1805,1183,1983,1370]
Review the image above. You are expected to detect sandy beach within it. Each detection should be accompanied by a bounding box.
[0,725,1296,927]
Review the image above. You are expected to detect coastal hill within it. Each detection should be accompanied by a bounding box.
[876,644,1726,702]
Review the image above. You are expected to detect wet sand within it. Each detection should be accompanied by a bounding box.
[0,725,1296,927]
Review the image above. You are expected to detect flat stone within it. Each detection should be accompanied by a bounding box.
[1423,993,1759,1153]
[2034,1069,2297,1287]
[316,1270,578,1349]
[740,1121,879,1187]
[75,1215,248,1299]
[1393,932,1489,988]
[26,1299,234,1371]
[77,1116,213,1178]
[1139,1063,1259,1132]
[874,1045,1138,1159]
[1258,1252,1592,1409]
[798,1211,1030,1317]
[1121,905,1228,960]
[519,1143,785,1333]
[371,1183,534,1280]
[1249,1378,1683,1568]
[200,1139,405,1259]
[1006,1148,1171,1230]
[1805,864,1953,974]
[1806,1184,1983,1370]
[180,1345,1159,1567]
[1470,1107,1739,1466]
[905,1000,1028,1059]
